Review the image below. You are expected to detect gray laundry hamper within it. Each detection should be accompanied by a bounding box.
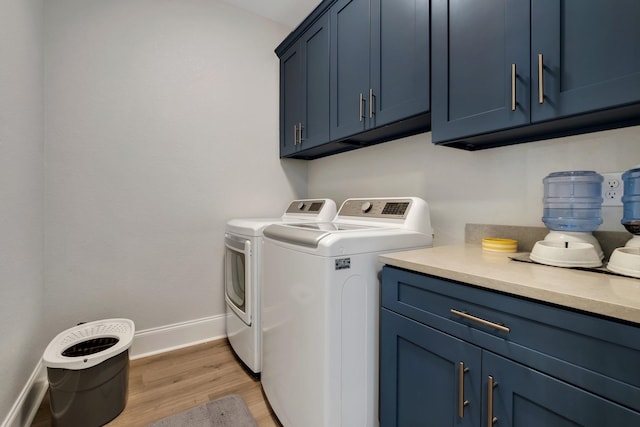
[42,318,135,427]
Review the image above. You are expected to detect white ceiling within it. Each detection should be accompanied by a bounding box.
[220,0,322,28]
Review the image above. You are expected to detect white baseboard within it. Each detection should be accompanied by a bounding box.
[2,315,227,427]
[129,314,227,360]
[1,362,47,427]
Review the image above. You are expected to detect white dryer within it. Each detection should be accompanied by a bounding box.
[261,197,433,427]
[224,199,336,376]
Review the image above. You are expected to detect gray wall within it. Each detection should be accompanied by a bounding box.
[3,0,307,419]
[0,0,45,420]
[42,0,306,338]
[308,127,640,245]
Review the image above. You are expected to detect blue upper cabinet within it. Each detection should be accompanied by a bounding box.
[300,16,331,150]
[279,44,301,157]
[331,0,430,141]
[279,15,330,157]
[329,0,370,141]
[276,0,430,159]
[531,0,640,123]
[371,0,430,128]
[431,0,530,143]
[432,0,640,150]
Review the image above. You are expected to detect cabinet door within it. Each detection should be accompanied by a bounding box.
[531,0,640,123]
[279,42,302,157]
[380,309,481,427]
[370,0,429,128]
[300,15,331,149]
[431,0,530,143]
[330,0,371,140]
[483,352,640,427]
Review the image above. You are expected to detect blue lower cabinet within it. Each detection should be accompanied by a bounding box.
[485,352,640,427]
[380,309,480,427]
[379,266,640,427]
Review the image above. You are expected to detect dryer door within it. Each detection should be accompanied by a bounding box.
[225,233,252,326]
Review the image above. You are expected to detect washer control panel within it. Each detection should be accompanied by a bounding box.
[338,198,412,219]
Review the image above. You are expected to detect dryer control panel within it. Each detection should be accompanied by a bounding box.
[285,199,329,214]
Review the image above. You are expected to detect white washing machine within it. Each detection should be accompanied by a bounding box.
[261,197,433,427]
[225,199,336,376]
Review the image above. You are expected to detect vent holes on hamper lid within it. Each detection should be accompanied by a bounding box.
[62,337,120,357]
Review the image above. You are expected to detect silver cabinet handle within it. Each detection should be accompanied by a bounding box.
[359,93,365,122]
[458,362,470,418]
[293,124,298,145]
[487,376,498,425]
[538,53,544,104]
[298,122,304,144]
[369,88,375,118]
[511,64,516,111]
[450,309,510,333]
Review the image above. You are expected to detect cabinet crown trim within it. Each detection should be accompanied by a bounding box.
[275,0,337,57]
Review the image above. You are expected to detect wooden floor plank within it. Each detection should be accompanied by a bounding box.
[30,339,281,427]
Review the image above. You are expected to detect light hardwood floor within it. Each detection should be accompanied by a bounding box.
[31,339,282,426]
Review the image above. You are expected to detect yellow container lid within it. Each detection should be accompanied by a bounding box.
[482,238,518,253]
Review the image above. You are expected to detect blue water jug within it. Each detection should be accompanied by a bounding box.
[542,171,603,232]
[622,167,640,234]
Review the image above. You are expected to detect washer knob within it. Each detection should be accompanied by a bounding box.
[361,201,372,213]
[297,202,306,210]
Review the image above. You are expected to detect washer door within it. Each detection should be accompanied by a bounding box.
[225,233,252,326]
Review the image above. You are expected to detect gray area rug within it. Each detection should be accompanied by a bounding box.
[146,394,258,427]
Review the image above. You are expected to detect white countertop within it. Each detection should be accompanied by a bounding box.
[380,245,640,324]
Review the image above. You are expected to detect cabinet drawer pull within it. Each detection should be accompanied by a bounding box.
[369,88,375,118]
[538,53,544,104]
[359,93,365,121]
[450,309,510,333]
[511,63,516,111]
[487,376,498,425]
[293,124,298,145]
[298,122,304,144]
[458,362,470,418]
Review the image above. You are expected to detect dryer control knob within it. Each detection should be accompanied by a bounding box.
[361,201,372,213]
[297,202,307,210]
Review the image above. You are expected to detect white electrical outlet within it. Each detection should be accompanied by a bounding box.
[601,172,623,206]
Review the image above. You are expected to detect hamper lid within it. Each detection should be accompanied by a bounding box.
[43,318,135,370]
